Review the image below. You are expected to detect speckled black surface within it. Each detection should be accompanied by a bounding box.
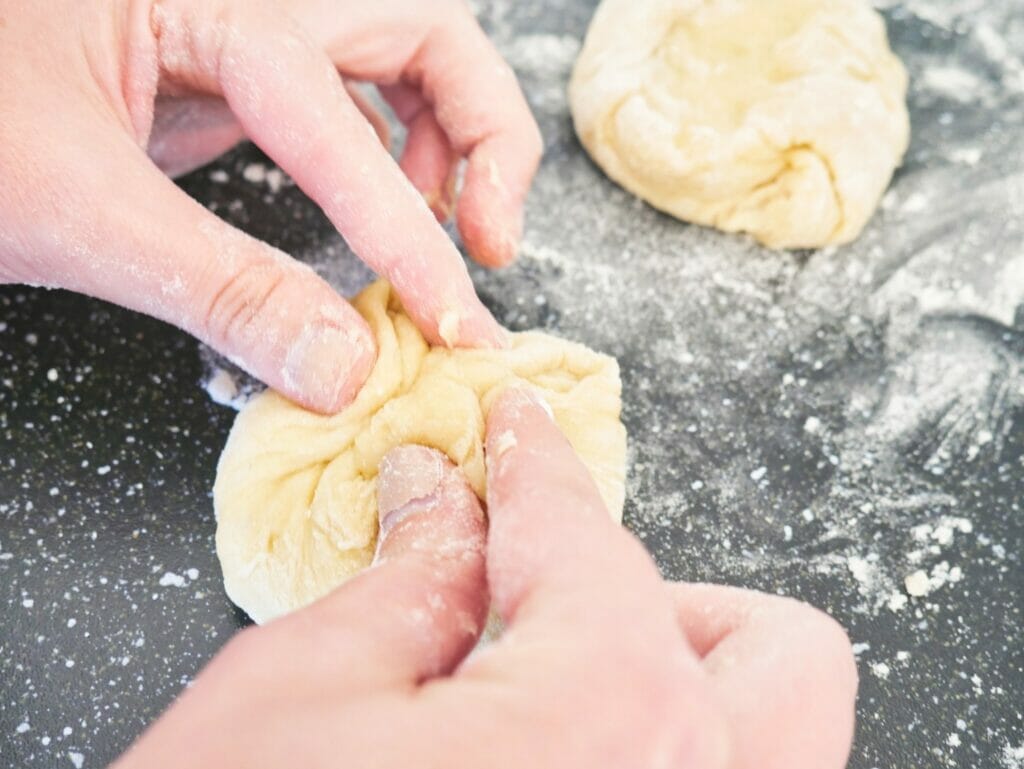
[2,1,1022,768]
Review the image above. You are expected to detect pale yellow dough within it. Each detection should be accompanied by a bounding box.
[214,281,627,623]
[569,0,910,248]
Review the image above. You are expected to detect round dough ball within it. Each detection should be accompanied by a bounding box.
[214,281,627,623]
[569,0,910,249]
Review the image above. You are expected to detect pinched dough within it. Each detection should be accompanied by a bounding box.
[569,0,910,249]
[214,281,627,623]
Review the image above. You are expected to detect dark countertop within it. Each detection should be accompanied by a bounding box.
[1,1,1022,767]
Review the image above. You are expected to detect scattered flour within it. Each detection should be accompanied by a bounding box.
[204,368,240,408]
[887,591,909,612]
[905,569,931,597]
[920,66,986,102]
[949,146,983,166]
[265,168,285,195]
[870,661,891,680]
[1003,744,1024,769]
[158,572,186,588]
[242,163,266,184]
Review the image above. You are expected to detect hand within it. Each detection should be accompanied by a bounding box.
[114,389,858,769]
[0,0,542,413]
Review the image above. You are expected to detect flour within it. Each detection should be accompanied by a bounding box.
[948,146,983,166]
[975,24,1024,92]
[919,65,988,103]
[1004,744,1024,769]
[242,162,266,184]
[157,571,186,588]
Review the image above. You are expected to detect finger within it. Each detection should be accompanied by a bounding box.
[271,446,488,690]
[147,95,245,178]
[345,83,391,150]
[152,4,505,348]
[381,84,457,222]
[483,389,678,646]
[671,583,858,769]
[435,390,731,769]
[393,15,543,267]
[44,121,374,414]
[290,2,543,267]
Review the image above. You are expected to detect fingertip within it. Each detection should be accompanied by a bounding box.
[377,445,446,539]
[456,186,523,269]
[483,387,650,629]
[485,388,554,447]
[374,445,486,564]
[280,305,377,415]
[484,387,581,520]
[280,444,488,688]
[180,220,377,417]
[405,289,507,352]
[457,125,541,268]
[450,303,509,350]
[486,388,560,456]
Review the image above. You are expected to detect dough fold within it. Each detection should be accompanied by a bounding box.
[570,0,910,248]
[214,280,627,623]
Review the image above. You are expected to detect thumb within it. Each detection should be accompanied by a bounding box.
[46,135,375,414]
[271,445,488,691]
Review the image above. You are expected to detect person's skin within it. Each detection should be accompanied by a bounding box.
[114,390,859,769]
[0,0,543,414]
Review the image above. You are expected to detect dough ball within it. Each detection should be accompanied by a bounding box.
[569,0,910,248]
[214,281,627,623]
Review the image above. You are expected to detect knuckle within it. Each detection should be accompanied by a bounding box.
[201,251,292,346]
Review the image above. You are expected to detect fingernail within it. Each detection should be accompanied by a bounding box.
[283,320,372,413]
[377,446,445,537]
